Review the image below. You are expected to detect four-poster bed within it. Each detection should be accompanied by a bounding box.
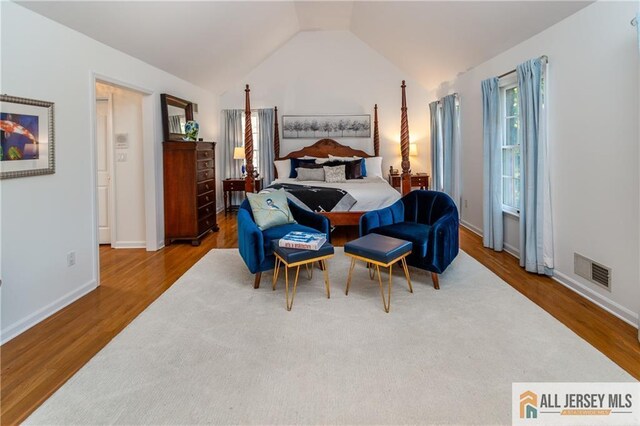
[242,82,412,227]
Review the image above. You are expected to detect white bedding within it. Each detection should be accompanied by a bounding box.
[270,176,401,211]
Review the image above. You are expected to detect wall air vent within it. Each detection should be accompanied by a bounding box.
[574,253,611,290]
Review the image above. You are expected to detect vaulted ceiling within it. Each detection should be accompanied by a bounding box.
[18,1,591,94]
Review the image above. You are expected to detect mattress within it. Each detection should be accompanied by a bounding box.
[269,176,401,211]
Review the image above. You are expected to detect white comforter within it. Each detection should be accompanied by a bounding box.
[270,176,401,211]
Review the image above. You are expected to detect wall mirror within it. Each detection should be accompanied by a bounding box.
[161,94,194,141]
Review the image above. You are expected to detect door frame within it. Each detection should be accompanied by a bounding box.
[89,73,157,286]
[96,95,117,247]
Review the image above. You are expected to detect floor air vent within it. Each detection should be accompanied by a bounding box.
[574,253,611,290]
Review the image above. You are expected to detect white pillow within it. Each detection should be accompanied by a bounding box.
[329,154,361,162]
[364,157,383,178]
[274,159,291,179]
[314,157,332,164]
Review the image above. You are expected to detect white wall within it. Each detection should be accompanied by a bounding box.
[220,31,431,177]
[0,1,219,343]
[435,1,639,325]
[95,83,146,247]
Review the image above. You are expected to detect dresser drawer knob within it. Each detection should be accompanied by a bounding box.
[205,184,210,191]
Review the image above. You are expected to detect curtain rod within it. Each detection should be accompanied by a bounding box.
[497,55,548,79]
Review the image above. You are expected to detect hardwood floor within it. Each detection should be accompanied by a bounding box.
[1,213,639,425]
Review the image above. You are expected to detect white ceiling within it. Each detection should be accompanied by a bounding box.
[18,1,592,94]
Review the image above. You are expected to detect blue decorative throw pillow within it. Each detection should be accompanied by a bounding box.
[246,189,296,230]
[289,159,316,178]
[361,159,367,177]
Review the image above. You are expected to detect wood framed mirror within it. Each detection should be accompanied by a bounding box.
[160,93,194,141]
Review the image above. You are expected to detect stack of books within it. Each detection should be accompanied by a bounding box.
[279,231,327,251]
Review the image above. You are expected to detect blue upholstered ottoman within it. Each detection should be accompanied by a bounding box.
[272,241,334,311]
[344,233,413,312]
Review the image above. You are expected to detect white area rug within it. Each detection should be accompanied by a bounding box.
[26,249,634,425]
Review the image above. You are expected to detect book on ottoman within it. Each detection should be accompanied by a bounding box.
[279,231,327,251]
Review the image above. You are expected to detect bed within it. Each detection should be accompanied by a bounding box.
[241,83,413,226]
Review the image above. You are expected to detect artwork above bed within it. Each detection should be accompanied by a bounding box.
[282,115,371,139]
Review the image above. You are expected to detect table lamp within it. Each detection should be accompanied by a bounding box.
[410,143,418,157]
[233,147,246,177]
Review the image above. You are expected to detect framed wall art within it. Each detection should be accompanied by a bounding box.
[282,114,371,139]
[0,94,55,179]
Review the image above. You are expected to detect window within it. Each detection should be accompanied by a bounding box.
[241,113,259,173]
[500,76,520,215]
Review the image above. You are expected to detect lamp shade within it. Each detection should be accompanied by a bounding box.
[233,147,245,160]
[410,143,418,157]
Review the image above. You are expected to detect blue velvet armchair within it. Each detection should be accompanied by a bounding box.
[238,199,330,288]
[359,190,459,289]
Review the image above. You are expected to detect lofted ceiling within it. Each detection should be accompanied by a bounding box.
[18,1,592,94]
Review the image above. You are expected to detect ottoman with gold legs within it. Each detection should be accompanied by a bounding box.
[271,241,334,311]
[344,233,413,313]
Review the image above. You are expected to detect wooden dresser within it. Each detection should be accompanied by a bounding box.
[163,141,218,246]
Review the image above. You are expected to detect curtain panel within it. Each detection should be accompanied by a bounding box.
[257,108,275,186]
[429,101,443,191]
[441,94,460,208]
[517,58,554,275]
[221,109,244,205]
[481,77,503,251]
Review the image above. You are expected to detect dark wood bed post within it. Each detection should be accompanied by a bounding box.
[400,80,411,195]
[244,84,255,194]
[274,106,280,158]
[373,104,380,157]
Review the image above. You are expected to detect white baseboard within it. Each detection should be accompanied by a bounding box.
[112,241,146,249]
[553,271,638,328]
[460,220,483,237]
[459,219,637,329]
[503,242,520,258]
[0,279,98,344]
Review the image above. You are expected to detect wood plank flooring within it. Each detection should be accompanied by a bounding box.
[1,213,638,425]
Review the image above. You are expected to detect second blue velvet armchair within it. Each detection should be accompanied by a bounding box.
[359,190,459,289]
[238,199,330,288]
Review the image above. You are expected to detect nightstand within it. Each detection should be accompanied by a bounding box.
[223,178,263,215]
[388,173,430,191]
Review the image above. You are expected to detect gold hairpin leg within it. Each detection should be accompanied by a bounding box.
[376,264,392,313]
[306,263,313,280]
[272,257,281,291]
[368,262,375,280]
[345,258,356,295]
[401,257,413,293]
[286,265,301,311]
[322,260,330,298]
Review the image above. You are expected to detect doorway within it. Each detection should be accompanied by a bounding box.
[94,81,146,249]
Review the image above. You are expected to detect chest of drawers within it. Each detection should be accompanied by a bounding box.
[163,141,218,246]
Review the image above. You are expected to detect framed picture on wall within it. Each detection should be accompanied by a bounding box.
[0,94,55,179]
[282,114,371,139]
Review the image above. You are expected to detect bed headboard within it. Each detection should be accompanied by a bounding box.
[278,139,372,160]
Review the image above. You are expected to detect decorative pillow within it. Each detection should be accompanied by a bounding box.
[246,189,296,230]
[329,154,366,176]
[297,162,324,169]
[314,157,332,164]
[274,159,291,180]
[296,167,325,181]
[364,156,383,178]
[289,158,316,178]
[322,160,362,179]
[329,155,361,162]
[323,165,346,183]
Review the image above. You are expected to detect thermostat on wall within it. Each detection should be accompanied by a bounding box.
[115,133,129,149]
